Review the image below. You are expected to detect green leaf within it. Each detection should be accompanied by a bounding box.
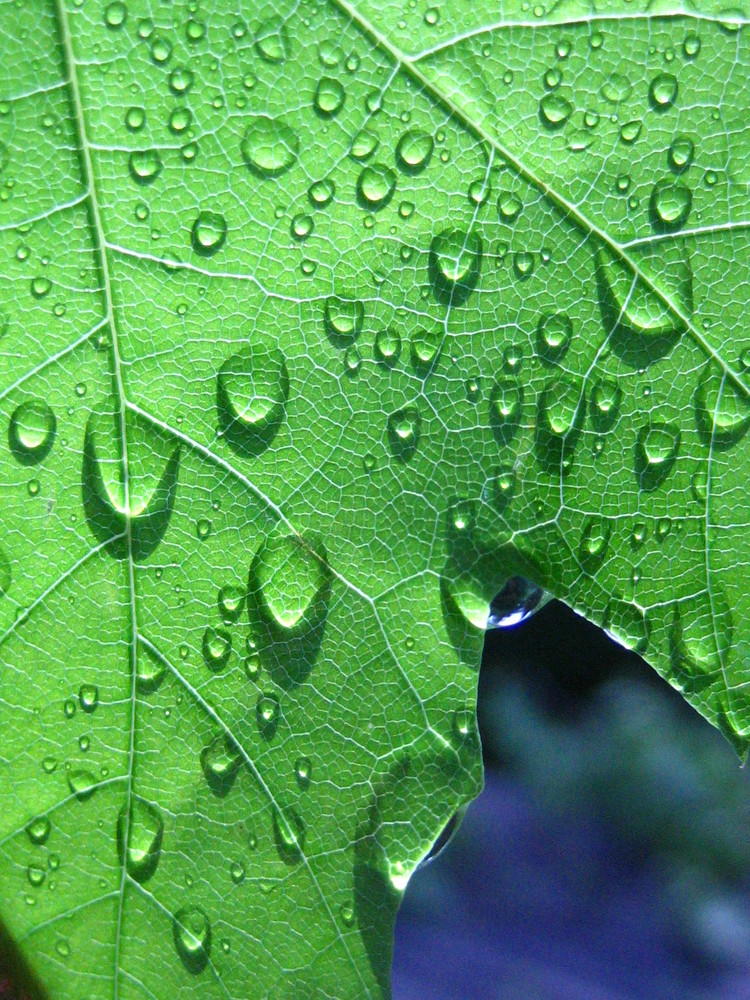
[0,1,749,996]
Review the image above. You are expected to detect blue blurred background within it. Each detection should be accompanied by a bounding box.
[392,601,750,1000]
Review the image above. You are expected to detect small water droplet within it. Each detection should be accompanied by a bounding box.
[668,136,694,173]
[340,902,355,927]
[241,116,299,178]
[410,328,440,372]
[117,797,164,883]
[314,77,345,116]
[291,213,313,240]
[256,693,280,739]
[649,180,691,232]
[272,805,305,864]
[67,768,97,802]
[635,420,680,490]
[217,344,289,455]
[537,312,572,363]
[125,107,145,132]
[489,378,523,445]
[201,734,242,796]
[691,468,708,503]
[579,516,611,573]
[27,865,45,888]
[497,190,522,222]
[191,211,226,257]
[429,229,482,305]
[589,378,622,432]
[387,406,421,460]
[173,906,211,974]
[218,584,245,623]
[683,32,701,57]
[196,517,212,540]
[539,92,572,129]
[26,816,51,845]
[295,756,312,788]
[202,627,231,672]
[324,296,364,346]
[9,400,56,464]
[649,72,677,110]
[230,861,245,884]
[78,683,98,714]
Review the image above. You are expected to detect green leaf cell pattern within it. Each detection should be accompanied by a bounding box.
[0,1,748,997]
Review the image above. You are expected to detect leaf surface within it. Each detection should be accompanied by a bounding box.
[0,1,749,997]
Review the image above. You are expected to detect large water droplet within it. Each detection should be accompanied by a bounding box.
[191,211,226,257]
[539,92,572,129]
[649,180,691,232]
[410,328,440,373]
[387,406,421,460]
[374,328,401,366]
[201,734,242,797]
[635,420,680,490]
[217,344,288,456]
[255,16,289,63]
[202,626,231,672]
[694,363,750,448]
[82,410,180,561]
[649,72,677,110]
[173,906,211,974]
[128,150,162,185]
[314,77,345,116]
[670,589,733,685]
[249,532,330,634]
[116,797,164,883]
[535,378,584,472]
[218,584,245,623]
[429,229,482,305]
[240,116,299,178]
[356,164,396,211]
[272,805,305,864]
[9,400,56,465]
[395,131,434,174]
[26,816,51,845]
[324,296,364,346]
[487,578,547,629]
[606,600,649,653]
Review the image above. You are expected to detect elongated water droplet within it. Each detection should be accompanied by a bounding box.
[218,584,245,623]
[490,465,516,511]
[202,626,231,672]
[635,420,680,490]
[387,406,421,460]
[668,136,694,173]
[137,644,166,694]
[314,77,345,116]
[619,120,642,144]
[191,211,226,257]
[173,906,211,974]
[256,693,280,739]
[67,768,97,802]
[410,328,440,372]
[429,229,482,305]
[9,400,56,465]
[324,296,364,346]
[255,16,288,63]
[606,600,649,653]
[537,312,572,363]
[240,116,299,178]
[487,578,547,629]
[589,378,622,432]
[356,164,396,211]
[489,378,523,445]
[295,757,312,789]
[78,683,98,714]
[694,363,750,447]
[395,131,434,174]
[217,344,289,455]
[201,734,242,797]
[579,516,611,573]
[374,328,401,366]
[649,180,691,232]
[272,805,305,864]
[117,797,164,883]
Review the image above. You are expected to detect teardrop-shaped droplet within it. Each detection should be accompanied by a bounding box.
[324,296,364,346]
[116,797,164,883]
[26,816,51,845]
[250,533,330,634]
[539,92,572,129]
[256,692,280,739]
[218,584,245,623]
[410,328,440,372]
[201,734,242,797]
[374,328,401,366]
[78,683,99,714]
[295,756,312,789]
[537,312,573,363]
[202,626,231,672]
[82,410,180,561]
[67,768,97,802]
[649,180,691,232]
[429,228,483,305]
[191,211,226,257]
[272,804,305,864]
[489,378,523,445]
[240,116,299,178]
[217,344,289,455]
[497,190,522,222]
[490,465,516,512]
[173,906,211,974]
[589,378,622,432]
[487,577,547,629]
[255,16,288,63]
[128,149,162,185]
[668,136,694,173]
[9,400,56,465]
[387,406,421,460]
[314,77,345,117]
[356,163,396,211]
[535,378,584,473]
[649,72,677,110]
[308,177,335,207]
[137,643,166,694]
[395,130,434,174]
[579,516,611,573]
[350,129,378,161]
[694,363,750,448]
[635,420,680,490]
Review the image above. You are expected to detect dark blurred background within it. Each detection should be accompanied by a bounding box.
[392,601,750,1000]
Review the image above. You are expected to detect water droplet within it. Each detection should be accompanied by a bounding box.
[487,578,546,629]
[429,228,482,305]
[202,627,231,672]
[374,328,401,366]
[649,180,691,232]
[230,861,245,884]
[537,312,572,363]
[512,251,535,280]
[241,116,299,178]
[683,32,701,58]
[64,698,76,719]
[387,406,421,460]
[104,2,127,28]
[601,73,631,104]
[468,178,490,205]
[196,518,211,540]
[340,902,355,927]
[635,420,681,490]
[607,600,649,653]
[26,816,51,845]
[694,363,750,447]
[579,516,611,573]
[670,589,733,681]
[649,73,677,110]
[324,296,364,346]
[150,36,172,64]
[137,644,166,694]
[250,532,330,637]
[452,707,478,744]
[535,378,584,471]
[489,378,523,445]
[619,120,642,144]
[173,906,211,974]
[350,129,378,161]
[125,107,145,132]
[201,734,242,796]
[410,328,440,372]
[245,650,261,681]
[668,136,694,173]
[395,131,434,174]
[117,797,164,883]
[490,465,516,511]
[128,149,162,186]
[691,468,708,503]
[497,190,522,222]
[27,865,45,888]
[217,344,289,455]
[218,584,245,623]
[308,178,335,207]
[272,805,305,864]
[191,211,226,257]
[314,77,345,117]
[291,214,313,240]
[255,16,289,63]
[294,756,312,788]
[539,92,572,129]
[78,683,98,714]
[589,378,622,432]
[256,693,280,739]
[67,768,97,802]
[168,107,191,134]
[356,163,396,211]
[9,400,56,465]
